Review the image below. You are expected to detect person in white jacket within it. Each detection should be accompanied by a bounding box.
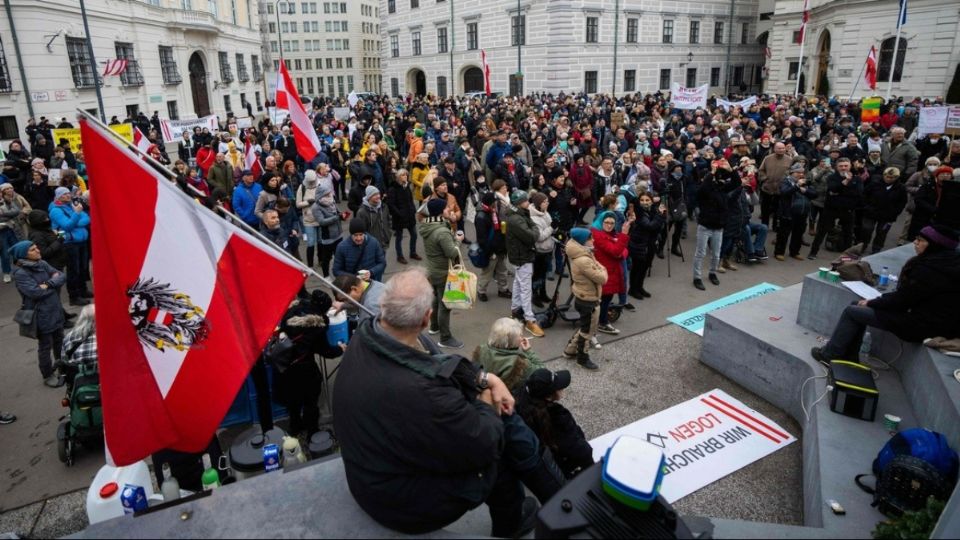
[528,192,555,308]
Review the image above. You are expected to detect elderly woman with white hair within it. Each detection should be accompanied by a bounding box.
[60,304,97,389]
[473,318,547,394]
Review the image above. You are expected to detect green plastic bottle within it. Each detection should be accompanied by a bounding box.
[201,453,220,491]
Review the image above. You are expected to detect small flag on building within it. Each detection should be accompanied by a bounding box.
[481,50,492,97]
[798,0,810,42]
[102,59,129,77]
[865,46,878,91]
[896,0,907,28]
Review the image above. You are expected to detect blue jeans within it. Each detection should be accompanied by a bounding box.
[599,294,613,325]
[744,222,768,255]
[0,228,19,274]
[693,225,723,280]
[394,225,418,258]
[302,224,319,247]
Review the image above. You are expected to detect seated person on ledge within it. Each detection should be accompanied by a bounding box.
[333,268,562,538]
[473,317,547,394]
[812,224,960,365]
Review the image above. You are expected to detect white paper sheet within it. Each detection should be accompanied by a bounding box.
[842,280,882,300]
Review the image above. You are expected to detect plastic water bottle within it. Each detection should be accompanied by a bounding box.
[878,266,890,290]
[859,332,872,363]
[160,463,181,502]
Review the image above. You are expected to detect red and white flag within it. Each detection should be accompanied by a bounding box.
[244,141,263,179]
[102,59,128,77]
[80,118,306,466]
[275,62,323,161]
[865,46,878,90]
[798,0,810,43]
[481,50,492,97]
[133,127,151,154]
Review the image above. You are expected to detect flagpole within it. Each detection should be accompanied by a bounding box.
[848,47,869,102]
[73,108,378,319]
[885,0,906,101]
[794,33,806,97]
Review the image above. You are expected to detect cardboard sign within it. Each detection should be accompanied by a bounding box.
[917,107,949,137]
[53,123,132,151]
[667,282,781,336]
[159,115,220,143]
[590,389,797,503]
[236,117,253,129]
[669,83,709,110]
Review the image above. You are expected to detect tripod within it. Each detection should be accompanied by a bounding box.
[661,189,686,279]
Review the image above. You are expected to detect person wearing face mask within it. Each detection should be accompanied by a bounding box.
[917,133,948,165]
[899,157,941,245]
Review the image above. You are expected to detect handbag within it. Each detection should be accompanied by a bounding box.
[262,332,296,373]
[442,254,478,311]
[669,201,688,223]
[14,308,38,339]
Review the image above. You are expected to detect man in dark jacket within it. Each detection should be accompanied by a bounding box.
[475,191,510,302]
[27,210,67,271]
[333,269,544,537]
[506,191,544,338]
[692,159,738,290]
[776,164,818,260]
[808,157,863,259]
[386,170,419,263]
[860,167,907,254]
[356,186,391,250]
[347,174,372,216]
[333,218,386,282]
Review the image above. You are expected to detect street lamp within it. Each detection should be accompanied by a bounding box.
[680,51,694,66]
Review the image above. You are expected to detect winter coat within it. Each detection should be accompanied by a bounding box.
[778,177,818,220]
[548,183,577,233]
[311,200,343,245]
[333,318,501,535]
[472,345,546,394]
[516,395,594,479]
[758,154,792,195]
[592,169,621,204]
[823,172,863,211]
[47,201,89,243]
[724,184,748,237]
[410,163,430,203]
[386,181,417,230]
[0,195,30,239]
[207,161,234,199]
[881,140,920,179]
[272,298,342,408]
[863,181,907,223]
[12,259,66,334]
[570,164,594,207]
[474,205,506,255]
[357,202,392,248]
[333,234,386,282]
[529,207,555,254]
[418,218,460,285]
[232,182,263,226]
[697,171,739,230]
[566,238,607,302]
[867,249,960,342]
[934,180,960,231]
[27,211,67,270]
[591,227,628,296]
[807,166,832,208]
[910,180,938,236]
[505,206,539,266]
[628,207,665,256]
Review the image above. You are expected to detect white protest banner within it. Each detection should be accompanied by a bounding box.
[236,117,253,129]
[347,91,359,108]
[159,115,219,143]
[669,83,709,110]
[917,107,949,138]
[333,107,351,121]
[590,388,796,502]
[269,107,289,125]
[717,96,758,111]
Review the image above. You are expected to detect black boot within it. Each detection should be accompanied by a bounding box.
[532,285,545,308]
[306,246,315,268]
[576,337,599,370]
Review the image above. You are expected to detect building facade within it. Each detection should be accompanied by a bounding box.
[0,0,265,146]
[763,0,960,98]
[380,0,765,97]
[260,0,383,100]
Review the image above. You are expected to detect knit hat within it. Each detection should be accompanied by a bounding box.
[789,163,805,173]
[414,128,425,138]
[364,185,380,201]
[529,192,547,208]
[918,225,959,251]
[427,198,447,217]
[7,240,33,261]
[432,176,448,189]
[54,187,71,199]
[525,369,572,400]
[316,183,333,199]
[303,169,318,189]
[934,166,954,178]
[510,190,529,206]
[349,218,367,235]
[569,228,591,245]
[0,183,13,193]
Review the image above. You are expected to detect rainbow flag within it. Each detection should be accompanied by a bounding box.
[861,97,883,123]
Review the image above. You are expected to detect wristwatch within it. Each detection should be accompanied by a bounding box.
[477,369,490,391]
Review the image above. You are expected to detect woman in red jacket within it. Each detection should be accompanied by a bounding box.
[570,155,594,224]
[591,210,630,335]
[195,140,217,178]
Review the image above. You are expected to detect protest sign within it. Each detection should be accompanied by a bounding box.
[917,107,949,138]
[667,282,781,335]
[716,96,758,111]
[159,115,219,143]
[947,107,960,136]
[861,97,883,123]
[236,117,253,129]
[333,107,351,121]
[53,123,132,150]
[669,83,709,110]
[590,388,796,502]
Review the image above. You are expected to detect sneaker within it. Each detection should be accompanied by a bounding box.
[747,255,760,263]
[2,274,10,283]
[497,289,513,299]
[791,254,805,261]
[715,265,726,274]
[0,412,15,425]
[577,357,600,370]
[693,279,706,291]
[597,324,620,335]
[438,337,464,349]
[410,253,422,261]
[708,273,720,286]
[759,250,769,261]
[807,254,818,260]
[428,326,440,335]
[590,336,602,349]
[43,375,65,388]
[775,255,786,261]
[525,320,545,337]
[810,347,831,368]
[622,303,636,312]
[726,261,738,271]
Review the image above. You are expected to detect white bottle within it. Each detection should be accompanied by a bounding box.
[282,436,308,466]
[859,332,872,363]
[160,463,181,502]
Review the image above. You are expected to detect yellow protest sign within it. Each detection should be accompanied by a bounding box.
[53,123,133,151]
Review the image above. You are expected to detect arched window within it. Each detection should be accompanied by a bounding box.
[877,37,906,83]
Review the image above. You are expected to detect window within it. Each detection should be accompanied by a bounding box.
[391,77,399,97]
[325,21,332,32]
[411,32,421,56]
[787,61,800,81]
[326,58,333,69]
[290,22,297,32]
[307,77,314,94]
[305,41,313,52]
[438,27,448,53]
[218,51,233,83]
[659,68,671,89]
[733,65,744,86]
[125,104,139,119]
[223,95,232,113]
[411,0,418,7]
[388,0,395,13]
[626,18,638,43]
[467,22,478,50]
[512,15,526,46]
[327,76,334,95]
[710,67,721,86]
[295,59,303,70]
[585,17,598,43]
[792,31,802,44]
[0,38,10,92]
[208,0,217,17]
[624,69,636,92]
[271,41,278,53]
[347,75,353,91]
[0,116,19,139]
[291,40,300,52]
[266,2,273,13]
[343,39,349,50]
[878,37,906,83]
[686,67,696,87]
[346,57,352,68]
[741,23,749,44]
[584,71,597,94]
[115,42,143,86]
[342,21,348,31]
[713,21,724,44]
[662,20,673,44]
[337,75,344,96]
[312,21,319,32]
[336,58,342,68]
[236,53,249,82]
[158,46,181,85]
[305,59,312,69]
[167,100,179,120]
[256,91,262,110]
[437,76,447,97]
[689,21,699,44]
[268,22,276,33]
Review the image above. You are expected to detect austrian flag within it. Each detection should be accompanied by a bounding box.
[81,118,306,466]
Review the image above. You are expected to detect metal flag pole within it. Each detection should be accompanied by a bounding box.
[73,108,376,319]
[794,35,806,97]
[885,0,906,100]
[848,47,870,102]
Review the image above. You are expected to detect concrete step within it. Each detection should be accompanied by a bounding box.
[702,283,919,538]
